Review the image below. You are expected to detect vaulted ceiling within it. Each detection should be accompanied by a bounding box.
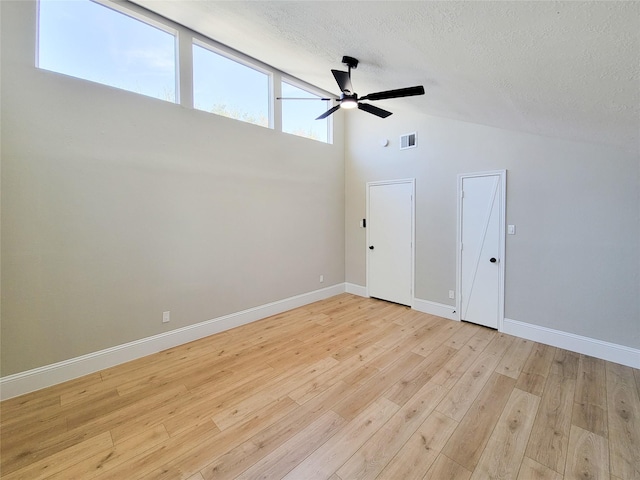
[133,1,640,153]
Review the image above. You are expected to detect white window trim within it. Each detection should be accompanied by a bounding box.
[37,0,179,103]
[92,0,180,103]
[192,37,274,128]
[91,0,177,37]
[281,76,335,144]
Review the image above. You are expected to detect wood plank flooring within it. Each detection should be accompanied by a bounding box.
[1,294,639,480]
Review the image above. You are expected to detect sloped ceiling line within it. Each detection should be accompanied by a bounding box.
[133,0,640,153]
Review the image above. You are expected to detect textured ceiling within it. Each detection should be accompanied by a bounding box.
[134,1,639,153]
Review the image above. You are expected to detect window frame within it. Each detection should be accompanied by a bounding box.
[281,76,334,144]
[192,36,274,129]
[36,0,180,103]
[90,0,178,38]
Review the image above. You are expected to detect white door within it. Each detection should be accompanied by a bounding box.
[458,171,505,329]
[367,180,414,306]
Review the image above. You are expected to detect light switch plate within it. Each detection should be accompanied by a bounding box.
[508,225,516,235]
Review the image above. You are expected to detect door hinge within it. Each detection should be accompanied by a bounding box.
[461,190,465,199]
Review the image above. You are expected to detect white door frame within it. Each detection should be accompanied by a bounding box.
[456,170,506,330]
[366,178,415,306]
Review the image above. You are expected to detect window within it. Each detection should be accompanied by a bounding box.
[36,1,333,141]
[37,0,177,102]
[281,81,331,143]
[193,42,270,127]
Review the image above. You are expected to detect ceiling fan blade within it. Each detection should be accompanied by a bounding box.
[360,85,425,102]
[315,104,341,120]
[358,102,393,118]
[331,69,353,94]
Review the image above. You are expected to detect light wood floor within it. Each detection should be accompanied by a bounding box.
[1,294,639,480]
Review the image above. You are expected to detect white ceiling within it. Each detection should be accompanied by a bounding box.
[134,1,639,153]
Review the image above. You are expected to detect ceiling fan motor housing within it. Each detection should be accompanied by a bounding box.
[342,56,359,69]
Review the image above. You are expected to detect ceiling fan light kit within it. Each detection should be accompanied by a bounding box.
[315,55,425,120]
[340,96,358,109]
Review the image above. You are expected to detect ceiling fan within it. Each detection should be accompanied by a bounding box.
[316,56,425,120]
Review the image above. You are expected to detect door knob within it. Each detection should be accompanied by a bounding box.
[369,246,375,250]
[489,257,497,263]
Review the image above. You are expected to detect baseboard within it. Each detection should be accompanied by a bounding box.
[412,298,458,321]
[345,283,368,297]
[503,318,640,369]
[0,283,346,400]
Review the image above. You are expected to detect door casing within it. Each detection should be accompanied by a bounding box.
[366,178,415,306]
[456,170,506,330]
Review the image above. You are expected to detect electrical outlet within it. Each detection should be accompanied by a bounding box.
[163,311,170,323]
[319,275,324,283]
[448,290,455,299]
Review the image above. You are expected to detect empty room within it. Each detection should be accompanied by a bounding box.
[1,1,639,479]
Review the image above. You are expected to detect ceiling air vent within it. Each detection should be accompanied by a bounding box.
[400,132,417,150]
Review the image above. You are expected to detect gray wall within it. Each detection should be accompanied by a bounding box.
[1,1,345,376]
[346,111,639,350]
